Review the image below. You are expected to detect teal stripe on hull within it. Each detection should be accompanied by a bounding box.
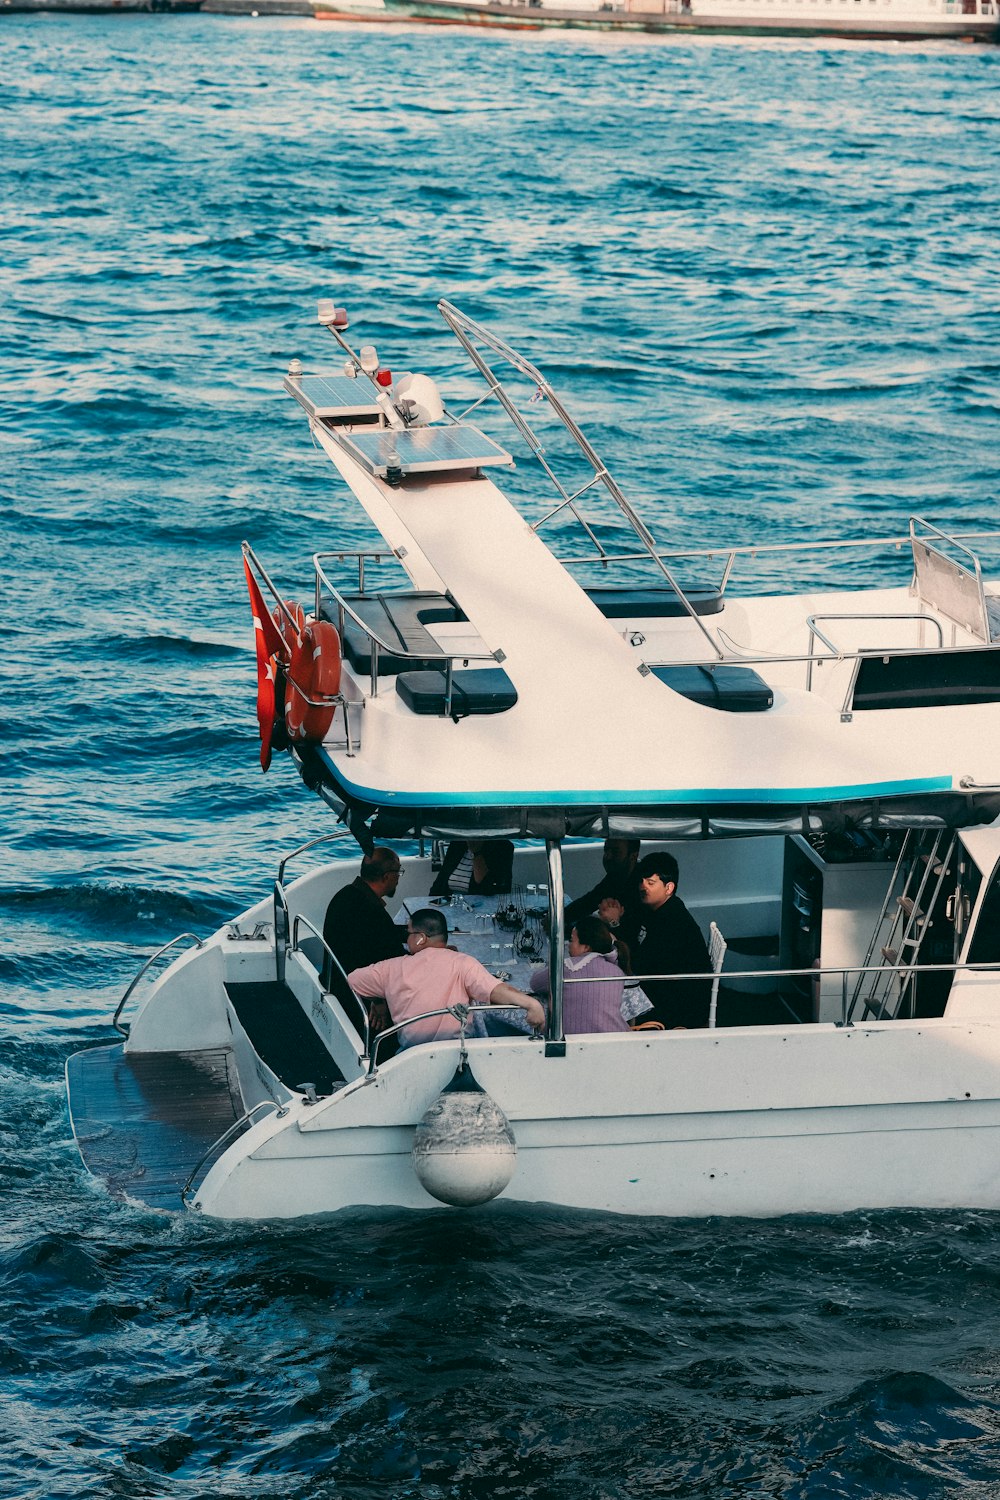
[318,753,952,808]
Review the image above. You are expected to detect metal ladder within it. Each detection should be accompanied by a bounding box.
[848,830,956,1022]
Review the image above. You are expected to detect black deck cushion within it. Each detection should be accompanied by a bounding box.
[651,664,774,712]
[225,981,344,1095]
[852,649,1000,710]
[586,586,724,619]
[330,592,467,676]
[396,668,518,717]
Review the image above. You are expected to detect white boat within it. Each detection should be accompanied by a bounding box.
[67,299,1000,1220]
[378,0,1000,42]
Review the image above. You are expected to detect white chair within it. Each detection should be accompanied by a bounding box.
[708,922,727,1029]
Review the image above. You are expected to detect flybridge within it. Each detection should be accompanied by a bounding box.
[242,298,1000,840]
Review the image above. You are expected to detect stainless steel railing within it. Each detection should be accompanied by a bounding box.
[112,932,204,1037]
[180,1099,282,1210]
[273,827,355,986]
[289,912,371,1056]
[312,554,503,713]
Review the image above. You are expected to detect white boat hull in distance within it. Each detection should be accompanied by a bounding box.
[379,0,1000,39]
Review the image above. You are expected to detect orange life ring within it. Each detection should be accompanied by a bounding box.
[272,600,305,658]
[285,620,342,742]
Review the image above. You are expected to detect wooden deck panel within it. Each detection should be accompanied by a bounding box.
[66,1044,245,1211]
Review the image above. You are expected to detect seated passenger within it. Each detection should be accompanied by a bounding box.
[322,847,406,1019]
[564,839,643,949]
[529,916,632,1035]
[348,907,545,1049]
[430,839,514,898]
[633,852,712,1028]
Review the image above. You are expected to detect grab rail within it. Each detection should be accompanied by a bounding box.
[313,555,502,709]
[366,1003,504,1074]
[804,612,945,698]
[290,912,371,1055]
[274,827,355,986]
[438,300,725,663]
[349,957,1000,1075]
[558,956,1000,1029]
[310,549,398,607]
[644,632,999,716]
[112,932,204,1037]
[180,1100,280,1210]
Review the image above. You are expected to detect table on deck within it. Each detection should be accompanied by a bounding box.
[393,894,652,1031]
[394,894,546,1034]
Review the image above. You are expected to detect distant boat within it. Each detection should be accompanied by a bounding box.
[379,0,1000,41]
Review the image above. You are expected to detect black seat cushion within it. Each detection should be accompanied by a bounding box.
[651,664,773,713]
[396,668,518,717]
[329,592,466,676]
[586,587,724,619]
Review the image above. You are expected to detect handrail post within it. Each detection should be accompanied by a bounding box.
[545,838,565,1056]
[806,624,816,691]
[274,880,288,985]
[444,657,455,718]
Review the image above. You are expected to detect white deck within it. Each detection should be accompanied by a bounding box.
[316,426,1000,810]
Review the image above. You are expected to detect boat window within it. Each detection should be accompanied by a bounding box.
[852,649,1000,712]
[966,859,1000,966]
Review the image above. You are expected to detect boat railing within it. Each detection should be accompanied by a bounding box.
[439,299,726,662]
[361,958,1000,1068]
[366,1002,519,1074]
[313,553,505,713]
[273,827,355,986]
[559,526,1000,606]
[180,1099,283,1211]
[112,932,204,1037]
[242,541,359,752]
[310,548,400,603]
[564,957,1000,1030]
[289,912,371,1055]
[437,306,1000,657]
[804,612,945,696]
[645,625,997,715]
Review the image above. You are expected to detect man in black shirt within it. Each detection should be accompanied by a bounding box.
[633,852,712,1028]
[565,839,643,950]
[323,847,406,996]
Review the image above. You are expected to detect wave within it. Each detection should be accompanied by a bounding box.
[98,633,247,663]
[0,881,217,928]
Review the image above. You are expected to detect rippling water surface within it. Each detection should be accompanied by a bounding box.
[3,15,1000,1496]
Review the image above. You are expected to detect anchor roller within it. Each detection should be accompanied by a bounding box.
[411,1063,516,1208]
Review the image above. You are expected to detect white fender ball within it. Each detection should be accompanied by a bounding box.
[411,1065,516,1207]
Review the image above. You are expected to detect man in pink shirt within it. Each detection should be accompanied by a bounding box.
[348,908,545,1049]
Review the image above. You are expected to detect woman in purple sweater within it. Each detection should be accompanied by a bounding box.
[530,915,631,1035]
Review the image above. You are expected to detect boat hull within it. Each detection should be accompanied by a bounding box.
[380,0,1000,39]
[192,1020,1000,1219]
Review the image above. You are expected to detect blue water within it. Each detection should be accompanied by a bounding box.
[3,15,1000,1496]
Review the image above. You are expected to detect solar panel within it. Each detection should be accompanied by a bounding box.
[284,373,383,420]
[338,423,513,478]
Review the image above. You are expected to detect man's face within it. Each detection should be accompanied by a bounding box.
[382,862,402,897]
[640,872,675,910]
[603,840,636,879]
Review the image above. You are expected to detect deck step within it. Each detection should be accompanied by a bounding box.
[225,981,345,1096]
[67,1044,246,1211]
